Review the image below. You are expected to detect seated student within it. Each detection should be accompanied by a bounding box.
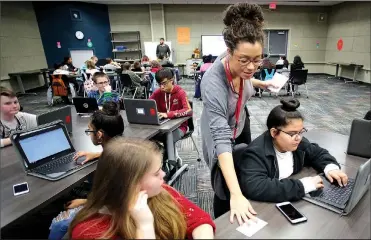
[291,55,305,71]
[0,87,37,148]
[275,55,285,66]
[104,58,121,69]
[85,59,101,75]
[141,55,150,67]
[235,99,348,203]
[158,54,174,67]
[200,54,213,73]
[62,57,77,72]
[150,68,192,149]
[87,72,120,106]
[121,62,146,98]
[261,53,275,69]
[48,101,124,240]
[81,56,99,71]
[132,61,144,72]
[150,60,162,73]
[69,138,215,239]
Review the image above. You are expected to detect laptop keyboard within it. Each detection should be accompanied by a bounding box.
[33,153,79,175]
[313,178,355,207]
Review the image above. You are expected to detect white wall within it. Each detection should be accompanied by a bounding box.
[0,2,47,91]
[324,2,371,83]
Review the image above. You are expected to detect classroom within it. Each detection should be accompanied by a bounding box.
[0,0,370,239]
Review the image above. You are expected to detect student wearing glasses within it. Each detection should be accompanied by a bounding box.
[234,99,348,203]
[48,101,124,240]
[150,68,192,155]
[87,72,120,106]
[200,3,276,223]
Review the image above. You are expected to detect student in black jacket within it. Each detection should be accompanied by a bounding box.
[235,99,348,203]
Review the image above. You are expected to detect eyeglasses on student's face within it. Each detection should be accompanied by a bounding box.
[277,128,308,139]
[85,129,97,136]
[159,79,172,86]
[96,81,109,86]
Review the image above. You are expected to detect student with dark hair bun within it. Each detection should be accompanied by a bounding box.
[234,99,348,203]
[200,3,277,222]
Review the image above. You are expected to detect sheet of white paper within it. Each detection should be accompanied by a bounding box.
[267,73,289,93]
[236,217,268,237]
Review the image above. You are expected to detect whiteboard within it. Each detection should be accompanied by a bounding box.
[70,50,94,68]
[201,35,227,56]
[144,42,172,62]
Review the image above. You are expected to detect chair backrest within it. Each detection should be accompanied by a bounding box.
[162,63,174,68]
[347,118,371,158]
[275,64,284,70]
[187,100,195,132]
[290,69,308,85]
[262,68,275,80]
[120,73,133,87]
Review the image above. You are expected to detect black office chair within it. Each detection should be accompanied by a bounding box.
[347,118,371,158]
[289,69,308,98]
[120,73,138,99]
[275,64,284,70]
[174,100,201,162]
[162,63,174,68]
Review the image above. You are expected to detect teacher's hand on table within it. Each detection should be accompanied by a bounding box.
[230,193,257,225]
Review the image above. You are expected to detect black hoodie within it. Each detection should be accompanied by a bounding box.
[234,130,340,203]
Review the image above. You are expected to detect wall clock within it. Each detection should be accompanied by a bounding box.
[75,31,84,40]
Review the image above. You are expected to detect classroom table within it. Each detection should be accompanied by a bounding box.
[327,62,364,83]
[0,108,159,229]
[8,69,50,96]
[214,130,370,239]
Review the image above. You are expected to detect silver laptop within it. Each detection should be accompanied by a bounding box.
[303,159,370,215]
[37,106,72,134]
[346,118,371,158]
[10,120,97,181]
[124,99,170,125]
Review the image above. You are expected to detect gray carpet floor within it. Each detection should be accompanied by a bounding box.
[16,74,371,219]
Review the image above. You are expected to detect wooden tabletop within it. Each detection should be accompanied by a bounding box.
[214,130,370,239]
[0,108,160,229]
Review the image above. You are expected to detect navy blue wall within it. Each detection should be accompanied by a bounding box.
[33,1,111,68]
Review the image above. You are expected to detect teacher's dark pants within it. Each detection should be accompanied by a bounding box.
[213,107,251,219]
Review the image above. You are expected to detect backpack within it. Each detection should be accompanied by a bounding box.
[51,75,68,96]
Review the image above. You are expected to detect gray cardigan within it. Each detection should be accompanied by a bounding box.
[200,53,254,199]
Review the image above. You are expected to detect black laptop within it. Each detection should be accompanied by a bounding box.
[11,121,97,181]
[73,97,99,115]
[37,106,72,134]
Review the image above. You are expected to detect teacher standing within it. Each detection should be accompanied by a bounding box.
[156,38,171,59]
[201,3,275,223]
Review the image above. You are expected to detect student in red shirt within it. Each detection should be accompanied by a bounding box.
[69,138,215,239]
[150,68,192,160]
[150,68,192,135]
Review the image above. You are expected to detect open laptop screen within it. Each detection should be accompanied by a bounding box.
[19,128,71,164]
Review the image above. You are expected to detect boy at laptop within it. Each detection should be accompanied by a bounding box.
[150,68,192,161]
[88,72,120,106]
[150,68,192,139]
[0,87,37,148]
[216,99,349,216]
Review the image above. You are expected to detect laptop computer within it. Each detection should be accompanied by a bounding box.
[347,118,371,158]
[124,99,170,125]
[303,159,370,215]
[10,120,97,181]
[73,97,99,115]
[37,106,72,134]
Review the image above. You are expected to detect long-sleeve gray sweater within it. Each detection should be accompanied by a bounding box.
[200,52,254,199]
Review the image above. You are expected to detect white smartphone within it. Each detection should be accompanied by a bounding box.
[13,182,29,196]
[276,202,307,224]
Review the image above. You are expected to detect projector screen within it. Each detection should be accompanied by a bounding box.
[201,35,227,57]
